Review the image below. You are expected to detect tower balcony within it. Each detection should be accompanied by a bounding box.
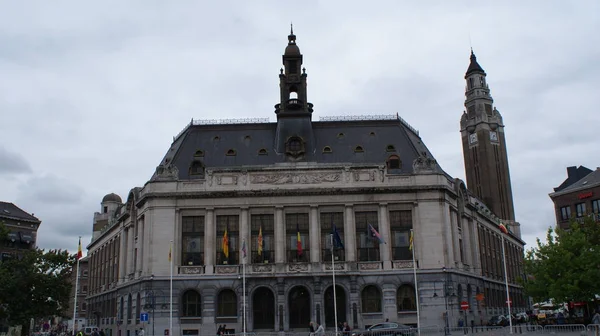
[274,99,314,114]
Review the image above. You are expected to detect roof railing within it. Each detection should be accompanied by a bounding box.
[319,114,419,136]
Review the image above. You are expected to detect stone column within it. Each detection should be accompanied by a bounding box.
[119,230,127,284]
[136,218,144,277]
[205,208,215,274]
[344,204,356,262]
[127,227,135,276]
[309,205,320,263]
[240,207,249,265]
[275,206,285,264]
[378,203,392,269]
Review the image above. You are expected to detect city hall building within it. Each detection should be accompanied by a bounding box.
[85,29,527,336]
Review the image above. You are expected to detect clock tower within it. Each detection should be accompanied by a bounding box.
[460,50,516,223]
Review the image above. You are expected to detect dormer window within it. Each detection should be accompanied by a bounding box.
[285,136,305,158]
[354,145,364,153]
[387,155,402,170]
[189,160,205,178]
[323,146,332,153]
[369,132,376,136]
[258,148,268,155]
[226,149,237,156]
[386,145,396,152]
[194,150,204,157]
[213,136,220,142]
[337,133,345,139]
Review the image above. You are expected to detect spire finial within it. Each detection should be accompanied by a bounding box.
[290,22,294,35]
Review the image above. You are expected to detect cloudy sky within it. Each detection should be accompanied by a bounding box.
[0,1,598,256]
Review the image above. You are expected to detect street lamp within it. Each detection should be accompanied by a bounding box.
[442,267,457,336]
[150,275,155,336]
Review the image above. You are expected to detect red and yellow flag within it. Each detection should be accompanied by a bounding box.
[257,226,263,256]
[222,227,229,258]
[76,237,83,260]
[296,224,302,257]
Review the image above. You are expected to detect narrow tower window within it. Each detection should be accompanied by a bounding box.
[387,155,402,170]
[289,91,298,99]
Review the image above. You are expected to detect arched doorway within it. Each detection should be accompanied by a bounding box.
[253,287,275,330]
[324,285,346,329]
[288,286,311,329]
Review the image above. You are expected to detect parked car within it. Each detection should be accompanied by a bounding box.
[488,315,508,326]
[355,322,415,336]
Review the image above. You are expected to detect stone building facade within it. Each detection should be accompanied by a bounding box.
[0,201,41,260]
[85,29,526,336]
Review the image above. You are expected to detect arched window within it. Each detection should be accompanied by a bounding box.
[258,148,268,155]
[386,145,396,152]
[322,146,332,154]
[181,290,202,317]
[127,294,132,321]
[387,155,402,170]
[190,160,205,177]
[288,137,302,152]
[289,91,298,99]
[217,289,238,317]
[354,145,364,153]
[226,149,237,156]
[396,285,416,311]
[194,150,204,157]
[136,292,141,323]
[337,133,345,139]
[361,285,381,313]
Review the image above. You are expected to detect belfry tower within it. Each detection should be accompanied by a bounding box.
[460,50,516,222]
[274,26,315,158]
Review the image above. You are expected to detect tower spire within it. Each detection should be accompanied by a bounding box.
[459,52,516,223]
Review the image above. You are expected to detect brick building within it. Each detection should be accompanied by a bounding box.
[549,166,600,229]
[0,201,41,260]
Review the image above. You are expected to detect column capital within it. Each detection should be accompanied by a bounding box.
[275,205,284,209]
[240,206,249,210]
[310,205,319,209]
[379,202,388,207]
[345,204,354,208]
[206,207,215,211]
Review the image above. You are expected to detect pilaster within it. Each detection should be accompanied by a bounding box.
[309,205,320,263]
[275,206,285,264]
[379,203,391,269]
[344,204,356,262]
[205,208,215,274]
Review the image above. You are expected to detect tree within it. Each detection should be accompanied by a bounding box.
[523,215,600,303]
[0,222,76,333]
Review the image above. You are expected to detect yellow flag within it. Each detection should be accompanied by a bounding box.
[409,230,414,251]
[168,243,172,262]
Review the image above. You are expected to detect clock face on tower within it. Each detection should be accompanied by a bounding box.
[469,133,478,144]
[490,131,498,142]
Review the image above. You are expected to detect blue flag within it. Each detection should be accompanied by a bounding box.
[332,224,344,249]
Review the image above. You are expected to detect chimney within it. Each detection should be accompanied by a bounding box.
[566,166,577,178]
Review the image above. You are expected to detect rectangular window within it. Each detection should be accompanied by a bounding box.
[389,210,412,260]
[216,215,239,265]
[575,203,586,217]
[251,214,274,264]
[355,211,380,262]
[286,213,309,262]
[560,206,571,220]
[181,216,204,266]
[320,212,344,262]
[592,199,599,214]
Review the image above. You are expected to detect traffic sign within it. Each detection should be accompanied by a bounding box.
[140,313,149,322]
[460,301,469,310]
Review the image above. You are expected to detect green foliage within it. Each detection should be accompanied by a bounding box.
[0,222,77,330]
[523,216,600,303]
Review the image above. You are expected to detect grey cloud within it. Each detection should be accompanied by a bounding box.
[17,174,85,205]
[0,1,598,252]
[0,146,32,175]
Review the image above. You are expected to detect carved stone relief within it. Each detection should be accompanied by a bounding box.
[392,260,414,269]
[353,170,375,182]
[252,264,273,273]
[153,164,179,181]
[206,170,213,186]
[412,157,438,173]
[324,263,345,271]
[215,265,239,274]
[288,263,309,272]
[179,266,204,275]
[216,175,238,186]
[251,172,341,185]
[358,262,382,270]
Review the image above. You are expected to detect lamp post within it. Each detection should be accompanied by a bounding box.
[150,275,155,336]
[442,267,456,336]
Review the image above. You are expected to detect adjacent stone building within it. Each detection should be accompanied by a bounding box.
[549,166,600,229]
[85,29,526,336]
[0,201,41,260]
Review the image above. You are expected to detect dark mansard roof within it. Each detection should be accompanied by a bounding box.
[152,115,442,180]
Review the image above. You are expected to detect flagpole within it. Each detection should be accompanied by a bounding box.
[410,230,421,336]
[169,240,173,336]
[501,235,513,334]
[330,234,339,336]
[243,240,247,336]
[72,251,80,335]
